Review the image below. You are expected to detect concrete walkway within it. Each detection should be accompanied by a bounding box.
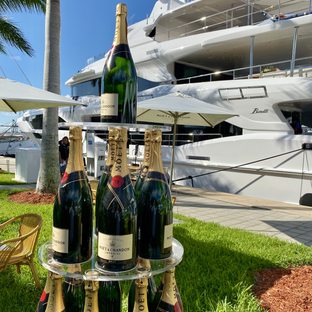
[172,186,312,246]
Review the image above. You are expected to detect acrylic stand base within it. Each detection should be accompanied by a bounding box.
[38,238,183,281]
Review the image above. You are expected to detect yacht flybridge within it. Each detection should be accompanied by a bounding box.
[17,0,312,204]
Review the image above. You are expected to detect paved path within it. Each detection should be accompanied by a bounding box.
[172,186,312,246]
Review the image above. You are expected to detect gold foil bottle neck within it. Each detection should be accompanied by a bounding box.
[113,3,128,45]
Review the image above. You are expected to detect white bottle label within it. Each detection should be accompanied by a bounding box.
[164,223,173,249]
[98,232,133,261]
[101,93,118,116]
[52,227,69,253]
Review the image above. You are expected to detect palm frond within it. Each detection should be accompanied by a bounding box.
[0,16,33,56]
[0,0,45,13]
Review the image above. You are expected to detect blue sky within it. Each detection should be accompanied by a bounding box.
[0,0,155,125]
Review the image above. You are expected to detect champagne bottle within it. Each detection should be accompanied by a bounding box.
[137,129,173,259]
[132,278,149,312]
[63,264,85,312]
[98,280,122,312]
[134,129,152,199]
[36,272,52,312]
[97,127,137,272]
[128,259,156,312]
[84,271,100,312]
[100,3,137,124]
[155,269,183,312]
[96,128,118,234]
[46,272,65,312]
[53,126,93,263]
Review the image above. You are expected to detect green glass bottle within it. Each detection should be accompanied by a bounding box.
[98,281,122,312]
[97,127,137,271]
[134,129,152,200]
[137,129,173,259]
[100,3,137,124]
[63,264,85,312]
[128,259,156,312]
[46,272,65,312]
[52,126,93,263]
[96,128,118,234]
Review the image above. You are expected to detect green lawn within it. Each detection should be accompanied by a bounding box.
[1,188,312,312]
[0,171,25,185]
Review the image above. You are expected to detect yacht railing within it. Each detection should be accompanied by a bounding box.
[174,56,312,84]
[129,132,223,147]
[163,0,312,40]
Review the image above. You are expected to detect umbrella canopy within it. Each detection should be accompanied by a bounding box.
[0,78,79,112]
[137,92,235,127]
[137,92,237,187]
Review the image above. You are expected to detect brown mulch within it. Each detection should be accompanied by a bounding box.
[254,266,312,312]
[9,190,55,204]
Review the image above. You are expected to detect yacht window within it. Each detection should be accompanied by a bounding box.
[71,78,101,98]
[219,86,267,100]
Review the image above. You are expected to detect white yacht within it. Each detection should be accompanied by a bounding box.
[17,0,312,204]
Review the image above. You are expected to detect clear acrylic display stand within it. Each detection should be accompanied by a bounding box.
[38,238,183,281]
[58,122,171,132]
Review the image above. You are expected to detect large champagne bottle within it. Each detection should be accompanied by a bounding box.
[134,129,152,199]
[137,129,173,259]
[63,264,85,312]
[98,281,122,312]
[128,259,156,312]
[46,272,65,312]
[53,126,93,263]
[96,128,118,233]
[36,272,52,312]
[155,269,183,312]
[100,3,137,124]
[84,271,100,312]
[97,127,137,271]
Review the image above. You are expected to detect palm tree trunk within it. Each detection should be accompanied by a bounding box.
[36,0,60,193]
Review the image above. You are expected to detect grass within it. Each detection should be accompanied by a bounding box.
[0,171,25,185]
[1,187,312,311]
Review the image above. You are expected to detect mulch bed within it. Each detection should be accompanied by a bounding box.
[254,266,312,312]
[9,190,55,204]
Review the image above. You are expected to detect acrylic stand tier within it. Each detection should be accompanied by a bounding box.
[38,238,183,281]
[58,122,171,132]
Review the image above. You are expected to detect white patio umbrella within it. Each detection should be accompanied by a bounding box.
[0,78,79,112]
[137,92,237,188]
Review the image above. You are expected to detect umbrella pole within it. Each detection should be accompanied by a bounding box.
[170,118,177,190]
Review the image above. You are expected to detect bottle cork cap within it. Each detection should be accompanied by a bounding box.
[108,128,119,141]
[69,126,82,141]
[135,278,148,287]
[116,3,127,15]
[84,271,99,291]
[144,129,152,141]
[115,127,128,142]
[151,129,162,143]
